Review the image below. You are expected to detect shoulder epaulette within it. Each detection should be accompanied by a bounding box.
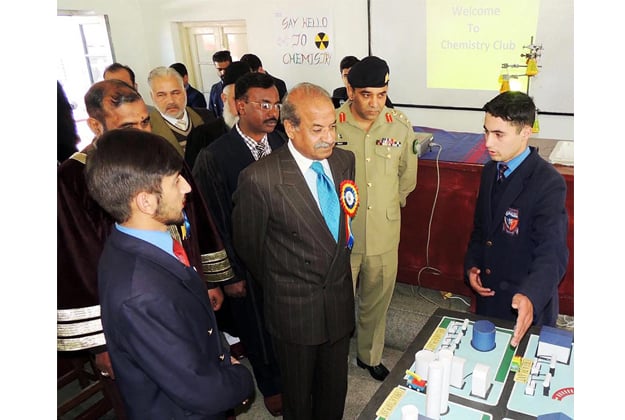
[388,109,412,128]
[70,152,87,165]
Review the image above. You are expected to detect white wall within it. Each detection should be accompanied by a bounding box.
[56,0,573,140]
[57,0,368,103]
[397,107,573,141]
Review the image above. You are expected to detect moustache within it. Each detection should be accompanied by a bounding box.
[263,118,279,124]
[314,141,335,150]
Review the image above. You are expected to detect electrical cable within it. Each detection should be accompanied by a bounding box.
[411,141,470,307]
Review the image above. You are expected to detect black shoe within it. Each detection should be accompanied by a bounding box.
[356,358,389,381]
[263,393,283,417]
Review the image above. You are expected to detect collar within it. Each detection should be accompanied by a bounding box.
[236,123,269,159]
[501,146,531,177]
[115,223,175,258]
[342,102,389,131]
[287,141,332,177]
[160,108,189,130]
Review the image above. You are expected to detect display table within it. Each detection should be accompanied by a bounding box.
[398,127,574,315]
[357,308,574,420]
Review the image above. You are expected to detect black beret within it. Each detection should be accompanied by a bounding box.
[222,61,251,86]
[347,56,390,88]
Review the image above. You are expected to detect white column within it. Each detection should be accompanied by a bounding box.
[425,360,443,420]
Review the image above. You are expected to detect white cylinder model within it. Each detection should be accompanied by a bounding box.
[425,360,443,420]
[401,404,420,420]
[415,349,436,380]
[438,348,453,413]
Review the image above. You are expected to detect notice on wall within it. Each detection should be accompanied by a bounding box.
[273,10,333,66]
[426,0,539,90]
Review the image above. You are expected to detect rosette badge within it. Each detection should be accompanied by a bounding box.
[339,180,359,249]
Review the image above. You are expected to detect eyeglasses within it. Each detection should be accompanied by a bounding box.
[246,101,282,112]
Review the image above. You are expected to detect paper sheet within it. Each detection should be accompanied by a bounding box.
[548,141,574,166]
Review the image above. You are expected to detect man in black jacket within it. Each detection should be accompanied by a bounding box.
[241,53,288,101]
[192,72,286,417]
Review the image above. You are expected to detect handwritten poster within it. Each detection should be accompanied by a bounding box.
[273,10,333,66]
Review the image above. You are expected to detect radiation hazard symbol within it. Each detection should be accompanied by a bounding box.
[315,33,330,50]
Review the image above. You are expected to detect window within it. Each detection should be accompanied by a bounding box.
[177,21,248,99]
[57,11,114,150]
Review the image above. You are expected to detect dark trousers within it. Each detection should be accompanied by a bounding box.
[221,289,282,398]
[271,334,350,420]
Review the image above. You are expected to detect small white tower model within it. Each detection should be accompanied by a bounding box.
[471,363,492,398]
[449,355,466,389]
[425,360,444,420]
[438,349,453,413]
[415,349,436,380]
[400,404,419,420]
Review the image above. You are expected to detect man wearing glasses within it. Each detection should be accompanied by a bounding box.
[192,71,287,417]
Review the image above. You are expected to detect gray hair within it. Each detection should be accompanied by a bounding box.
[280,82,331,127]
[147,66,184,91]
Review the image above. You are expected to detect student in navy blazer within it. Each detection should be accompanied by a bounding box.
[85,129,254,420]
[464,91,569,348]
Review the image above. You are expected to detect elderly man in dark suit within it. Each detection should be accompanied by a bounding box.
[464,91,569,347]
[232,82,357,420]
[85,129,254,419]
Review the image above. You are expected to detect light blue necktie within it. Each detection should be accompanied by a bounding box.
[311,161,340,242]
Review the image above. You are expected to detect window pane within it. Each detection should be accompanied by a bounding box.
[225,33,248,60]
[196,34,217,62]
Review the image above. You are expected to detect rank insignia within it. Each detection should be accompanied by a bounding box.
[385,113,393,123]
[339,112,346,123]
[503,208,519,235]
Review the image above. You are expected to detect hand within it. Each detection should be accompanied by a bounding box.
[230,356,240,365]
[207,287,224,311]
[95,351,115,380]
[224,280,247,298]
[510,293,534,347]
[467,267,495,297]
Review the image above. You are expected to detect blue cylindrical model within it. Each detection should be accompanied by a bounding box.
[471,320,496,352]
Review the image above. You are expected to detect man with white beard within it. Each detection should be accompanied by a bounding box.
[191,71,287,417]
[184,61,251,169]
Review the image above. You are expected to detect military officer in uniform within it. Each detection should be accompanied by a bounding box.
[335,56,418,381]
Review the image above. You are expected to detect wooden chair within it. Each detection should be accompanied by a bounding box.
[57,351,112,419]
[57,305,127,418]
